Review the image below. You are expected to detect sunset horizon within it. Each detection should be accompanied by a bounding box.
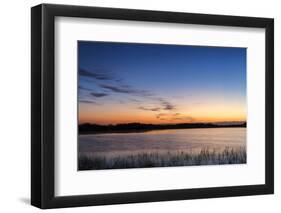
[78,41,246,126]
[78,119,247,126]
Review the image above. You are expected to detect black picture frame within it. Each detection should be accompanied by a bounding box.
[31,3,274,209]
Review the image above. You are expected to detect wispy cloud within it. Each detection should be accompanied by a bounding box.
[100,84,153,97]
[91,92,109,98]
[79,68,114,80]
[129,98,141,103]
[138,106,161,112]
[158,98,176,111]
[156,113,168,119]
[79,85,92,91]
[172,116,193,121]
[155,112,193,122]
[79,100,98,104]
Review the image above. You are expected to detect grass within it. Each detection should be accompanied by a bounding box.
[78,147,246,170]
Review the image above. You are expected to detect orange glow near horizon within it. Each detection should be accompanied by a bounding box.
[78,100,246,125]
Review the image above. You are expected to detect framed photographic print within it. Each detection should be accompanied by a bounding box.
[31,4,274,209]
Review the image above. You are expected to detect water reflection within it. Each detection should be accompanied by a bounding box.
[79,128,246,156]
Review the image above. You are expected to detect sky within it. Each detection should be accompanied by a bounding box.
[78,41,246,125]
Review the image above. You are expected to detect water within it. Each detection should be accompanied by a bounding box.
[79,128,246,157]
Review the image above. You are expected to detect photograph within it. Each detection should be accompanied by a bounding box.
[78,41,247,170]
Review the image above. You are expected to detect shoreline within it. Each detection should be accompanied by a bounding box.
[79,125,246,135]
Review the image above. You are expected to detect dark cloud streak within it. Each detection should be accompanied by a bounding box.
[100,84,153,97]
[91,92,109,98]
[79,100,98,104]
[155,112,194,122]
[158,98,176,111]
[79,68,114,80]
[138,106,161,112]
[79,85,92,91]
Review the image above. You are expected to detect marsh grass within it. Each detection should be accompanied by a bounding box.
[78,147,246,170]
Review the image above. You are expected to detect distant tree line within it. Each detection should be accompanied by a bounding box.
[79,122,246,134]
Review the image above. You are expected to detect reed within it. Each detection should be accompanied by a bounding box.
[78,147,246,170]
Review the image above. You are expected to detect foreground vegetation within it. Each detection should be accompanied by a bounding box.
[79,147,246,170]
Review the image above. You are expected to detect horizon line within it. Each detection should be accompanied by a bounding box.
[79,120,247,126]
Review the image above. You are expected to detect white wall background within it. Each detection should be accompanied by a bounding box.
[0,0,279,212]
